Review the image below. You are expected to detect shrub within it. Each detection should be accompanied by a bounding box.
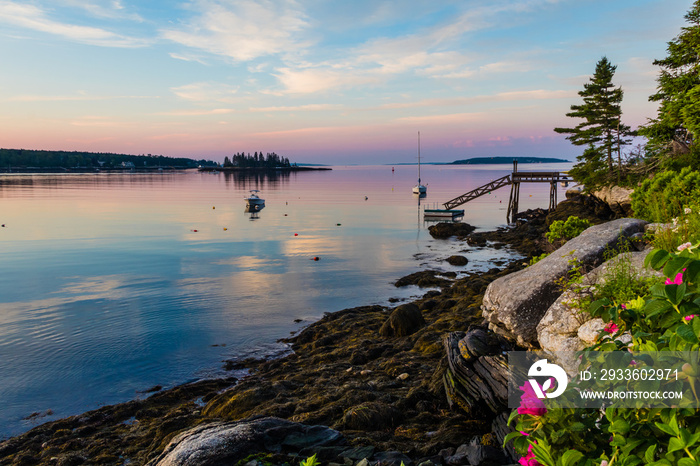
[546,216,593,243]
[630,167,700,223]
[509,244,700,466]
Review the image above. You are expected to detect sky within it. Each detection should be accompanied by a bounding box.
[0,0,694,165]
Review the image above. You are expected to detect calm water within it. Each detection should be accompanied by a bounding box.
[0,163,571,438]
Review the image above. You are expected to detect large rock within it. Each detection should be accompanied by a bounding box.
[147,417,344,466]
[536,251,663,373]
[428,222,476,239]
[593,186,634,217]
[380,303,426,337]
[443,331,509,414]
[481,218,647,347]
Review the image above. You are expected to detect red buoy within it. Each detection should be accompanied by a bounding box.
[312,257,319,261]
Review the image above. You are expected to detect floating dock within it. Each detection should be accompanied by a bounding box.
[423,209,465,219]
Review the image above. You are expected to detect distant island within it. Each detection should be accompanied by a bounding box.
[452,156,571,165]
[0,148,324,173]
[0,148,217,172]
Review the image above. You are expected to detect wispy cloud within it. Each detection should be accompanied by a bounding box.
[269,67,381,95]
[261,0,563,94]
[0,1,147,47]
[170,82,239,103]
[59,0,144,22]
[378,89,575,110]
[155,108,234,116]
[250,104,340,112]
[8,92,158,102]
[161,0,311,61]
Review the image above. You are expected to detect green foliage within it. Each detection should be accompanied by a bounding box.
[641,1,700,150]
[554,57,634,190]
[511,242,700,466]
[649,204,700,252]
[300,454,320,466]
[529,253,550,266]
[630,167,700,222]
[546,216,593,243]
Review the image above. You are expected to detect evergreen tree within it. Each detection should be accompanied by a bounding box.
[640,1,700,154]
[555,57,633,188]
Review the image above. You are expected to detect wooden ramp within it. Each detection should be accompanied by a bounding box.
[443,174,512,210]
[442,161,569,222]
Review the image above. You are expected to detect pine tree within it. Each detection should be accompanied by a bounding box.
[555,57,633,188]
[640,1,700,152]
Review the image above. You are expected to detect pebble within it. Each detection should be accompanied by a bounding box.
[345,367,353,372]
[397,373,409,380]
[359,370,372,376]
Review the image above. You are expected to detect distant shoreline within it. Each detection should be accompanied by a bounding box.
[196,166,332,172]
[0,166,332,174]
[452,156,570,164]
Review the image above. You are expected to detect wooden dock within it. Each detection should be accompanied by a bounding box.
[442,161,569,222]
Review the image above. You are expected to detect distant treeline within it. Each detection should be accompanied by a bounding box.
[0,148,217,169]
[223,152,292,168]
[452,156,570,165]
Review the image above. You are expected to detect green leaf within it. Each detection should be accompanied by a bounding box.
[569,422,587,432]
[503,431,523,446]
[665,284,686,306]
[677,459,696,466]
[559,450,584,466]
[644,299,673,318]
[664,256,690,279]
[645,444,657,463]
[685,259,700,284]
[677,324,699,343]
[655,422,677,436]
[589,298,610,316]
[693,317,700,339]
[647,249,671,270]
[507,409,520,426]
[668,437,686,453]
[611,419,631,435]
[611,433,627,446]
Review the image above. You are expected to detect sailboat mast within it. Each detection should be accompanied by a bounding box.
[417,131,421,183]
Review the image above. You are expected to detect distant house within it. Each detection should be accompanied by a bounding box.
[121,161,135,168]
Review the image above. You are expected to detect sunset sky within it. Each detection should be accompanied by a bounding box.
[0,0,692,165]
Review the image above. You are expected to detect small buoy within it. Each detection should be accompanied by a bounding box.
[312,257,320,261]
[192,229,198,232]
[223,227,228,231]
[336,223,341,226]
[1,224,4,227]
[284,214,288,216]
[294,233,298,236]
[529,194,532,197]
[212,206,215,209]
[364,196,368,200]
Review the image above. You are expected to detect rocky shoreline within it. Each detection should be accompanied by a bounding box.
[0,195,616,466]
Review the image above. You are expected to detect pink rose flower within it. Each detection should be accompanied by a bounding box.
[685,315,696,322]
[518,443,542,466]
[604,322,619,334]
[665,268,687,285]
[517,382,547,416]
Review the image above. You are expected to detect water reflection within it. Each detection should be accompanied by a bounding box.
[220,169,292,191]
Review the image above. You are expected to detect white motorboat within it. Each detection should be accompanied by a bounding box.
[245,190,265,211]
[413,131,427,195]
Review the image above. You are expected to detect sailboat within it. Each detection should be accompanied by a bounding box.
[412,131,427,195]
